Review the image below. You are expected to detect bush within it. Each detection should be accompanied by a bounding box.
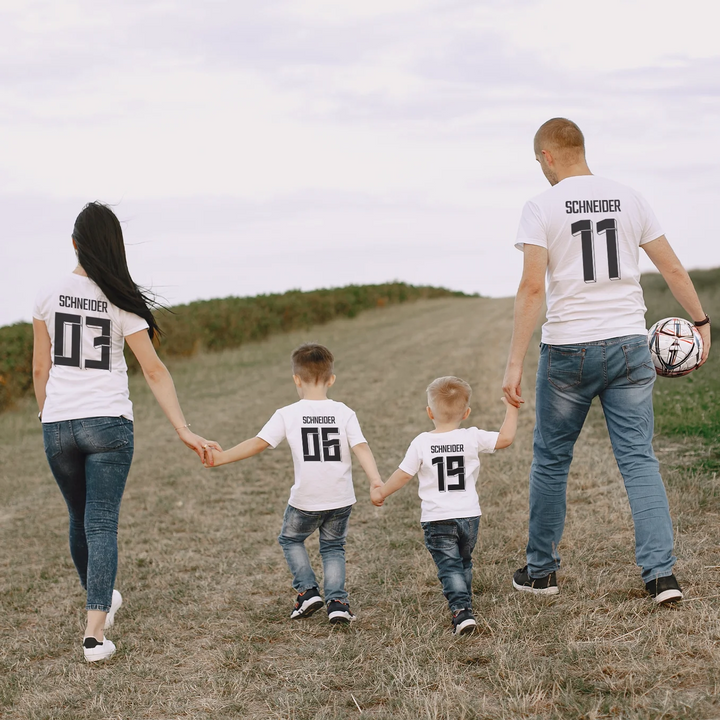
[0,283,468,413]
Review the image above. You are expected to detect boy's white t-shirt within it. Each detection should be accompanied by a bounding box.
[33,274,149,422]
[515,175,663,345]
[399,427,499,523]
[257,398,367,512]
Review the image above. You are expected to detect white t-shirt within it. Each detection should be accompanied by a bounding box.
[257,398,367,512]
[399,427,499,523]
[515,175,663,344]
[33,274,149,422]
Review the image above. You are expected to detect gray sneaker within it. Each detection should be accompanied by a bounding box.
[512,566,559,595]
[645,574,683,605]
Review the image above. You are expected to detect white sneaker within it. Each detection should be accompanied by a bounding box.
[83,636,116,662]
[104,589,123,630]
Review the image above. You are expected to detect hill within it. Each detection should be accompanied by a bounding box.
[1,289,719,719]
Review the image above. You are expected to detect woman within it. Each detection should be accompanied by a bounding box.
[32,202,219,662]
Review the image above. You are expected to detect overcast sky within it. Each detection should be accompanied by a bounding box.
[2,0,719,326]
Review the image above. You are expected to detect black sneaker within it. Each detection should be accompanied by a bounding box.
[327,599,355,625]
[290,588,324,619]
[645,574,683,605]
[512,565,559,595]
[452,608,477,636]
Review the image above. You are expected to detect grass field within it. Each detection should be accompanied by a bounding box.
[2,293,720,719]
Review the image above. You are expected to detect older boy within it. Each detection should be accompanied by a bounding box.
[371,377,518,635]
[204,343,382,623]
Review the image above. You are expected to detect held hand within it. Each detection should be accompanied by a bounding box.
[200,442,223,467]
[370,486,385,507]
[697,324,711,366]
[502,366,524,408]
[177,428,222,460]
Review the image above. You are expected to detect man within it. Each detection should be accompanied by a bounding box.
[503,118,711,604]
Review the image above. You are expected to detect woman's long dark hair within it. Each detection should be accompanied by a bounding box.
[73,202,162,340]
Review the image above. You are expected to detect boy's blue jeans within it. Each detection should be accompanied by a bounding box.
[421,516,480,613]
[278,504,352,603]
[527,335,676,583]
[43,417,134,612]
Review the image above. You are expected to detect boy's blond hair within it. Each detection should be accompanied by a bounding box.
[426,376,472,423]
[292,343,334,384]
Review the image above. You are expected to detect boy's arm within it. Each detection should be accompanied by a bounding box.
[205,437,270,468]
[351,442,383,488]
[371,468,414,507]
[495,398,519,450]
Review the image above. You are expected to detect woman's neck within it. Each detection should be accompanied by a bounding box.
[73,264,88,277]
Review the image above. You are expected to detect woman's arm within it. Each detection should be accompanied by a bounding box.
[125,329,219,459]
[32,319,52,416]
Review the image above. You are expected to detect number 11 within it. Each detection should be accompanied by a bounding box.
[571,218,620,283]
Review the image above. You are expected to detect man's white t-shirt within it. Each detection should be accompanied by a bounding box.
[33,274,149,422]
[515,175,663,344]
[257,398,367,512]
[399,427,499,523]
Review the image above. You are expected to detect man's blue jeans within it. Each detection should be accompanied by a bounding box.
[527,335,676,584]
[422,516,480,613]
[278,504,352,602]
[43,417,134,612]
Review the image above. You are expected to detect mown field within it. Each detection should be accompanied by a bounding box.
[1,276,719,719]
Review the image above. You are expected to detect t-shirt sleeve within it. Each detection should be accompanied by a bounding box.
[118,308,150,338]
[398,437,422,476]
[514,200,547,251]
[345,411,367,448]
[256,410,286,448]
[635,192,664,245]
[475,428,500,454]
[32,288,48,321]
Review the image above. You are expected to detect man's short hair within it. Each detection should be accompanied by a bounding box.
[426,376,472,422]
[292,343,334,384]
[534,118,585,162]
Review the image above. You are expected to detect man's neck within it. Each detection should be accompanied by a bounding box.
[555,162,592,183]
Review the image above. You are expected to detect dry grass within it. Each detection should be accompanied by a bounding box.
[2,297,720,719]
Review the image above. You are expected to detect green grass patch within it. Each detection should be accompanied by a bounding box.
[642,267,720,473]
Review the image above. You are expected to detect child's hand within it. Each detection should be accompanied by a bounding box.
[202,442,223,468]
[501,397,519,411]
[370,486,385,507]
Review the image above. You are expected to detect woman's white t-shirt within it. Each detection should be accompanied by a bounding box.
[257,398,367,512]
[399,427,499,523]
[33,274,149,422]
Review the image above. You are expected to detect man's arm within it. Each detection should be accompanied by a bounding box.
[642,235,711,364]
[502,244,548,407]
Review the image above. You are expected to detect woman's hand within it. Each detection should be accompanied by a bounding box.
[176,427,222,462]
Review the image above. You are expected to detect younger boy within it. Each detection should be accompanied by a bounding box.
[371,376,518,635]
[204,343,382,624]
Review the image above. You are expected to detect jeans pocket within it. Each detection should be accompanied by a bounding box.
[43,423,63,459]
[422,521,458,550]
[548,347,585,390]
[623,340,656,385]
[79,417,133,452]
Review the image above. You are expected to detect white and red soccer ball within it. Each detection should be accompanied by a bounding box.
[648,317,704,378]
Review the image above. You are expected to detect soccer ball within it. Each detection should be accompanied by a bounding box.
[647,317,703,378]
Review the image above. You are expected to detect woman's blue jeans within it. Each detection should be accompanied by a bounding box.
[527,335,676,583]
[43,417,133,612]
[422,516,480,613]
[278,504,352,603]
